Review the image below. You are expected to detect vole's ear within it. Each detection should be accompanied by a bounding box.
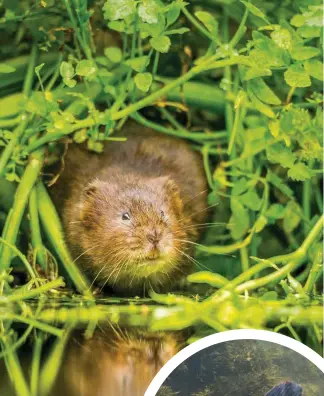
[152,176,180,195]
[83,179,101,200]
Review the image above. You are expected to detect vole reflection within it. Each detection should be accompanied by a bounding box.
[51,327,183,396]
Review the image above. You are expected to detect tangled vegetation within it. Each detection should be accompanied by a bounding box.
[0,0,323,394]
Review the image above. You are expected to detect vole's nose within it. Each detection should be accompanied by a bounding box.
[147,232,160,246]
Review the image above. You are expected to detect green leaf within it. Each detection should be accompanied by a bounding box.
[6,172,20,183]
[284,64,311,88]
[255,215,268,233]
[251,32,289,68]
[266,142,297,168]
[260,291,278,301]
[290,45,320,61]
[267,171,294,197]
[134,72,153,92]
[240,1,269,23]
[63,78,77,88]
[248,78,281,105]
[0,63,16,73]
[283,201,302,233]
[194,11,218,36]
[304,59,323,81]
[239,189,262,211]
[232,178,249,196]
[104,47,122,63]
[108,20,126,32]
[243,65,272,81]
[102,0,136,21]
[297,26,321,38]
[76,60,96,77]
[150,35,171,53]
[290,14,305,27]
[270,28,292,50]
[247,85,275,118]
[165,28,190,35]
[287,163,312,181]
[138,0,159,24]
[266,204,286,219]
[60,61,74,79]
[125,56,149,72]
[166,2,181,26]
[229,198,250,240]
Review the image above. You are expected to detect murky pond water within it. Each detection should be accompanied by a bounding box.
[0,298,189,396]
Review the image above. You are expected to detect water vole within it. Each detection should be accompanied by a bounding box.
[49,121,208,294]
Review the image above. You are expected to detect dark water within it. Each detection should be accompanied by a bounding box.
[1,329,323,396]
[157,340,324,396]
[0,327,185,396]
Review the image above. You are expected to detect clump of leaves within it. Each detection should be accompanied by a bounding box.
[0,2,323,387]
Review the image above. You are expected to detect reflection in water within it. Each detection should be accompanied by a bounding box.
[51,328,183,396]
[0,328,184,396]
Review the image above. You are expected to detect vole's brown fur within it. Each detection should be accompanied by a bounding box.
[51,329,183,396]
[49,121,208,294]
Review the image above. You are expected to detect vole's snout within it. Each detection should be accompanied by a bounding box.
[146,232,160,247]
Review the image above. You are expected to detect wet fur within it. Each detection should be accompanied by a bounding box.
[49,122,208,294]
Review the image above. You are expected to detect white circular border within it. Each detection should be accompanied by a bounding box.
[145,329,324,396]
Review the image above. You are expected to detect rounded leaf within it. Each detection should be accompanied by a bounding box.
[134,72,153,92]
[284,64,311,88]
[150,36,171,53]
[60,61,74,79]
[104,47,122,63]
[138,0,159,24]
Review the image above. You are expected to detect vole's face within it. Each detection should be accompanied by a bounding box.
[77,177,193,291]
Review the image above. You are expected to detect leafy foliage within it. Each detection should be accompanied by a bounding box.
[0,2,323,392]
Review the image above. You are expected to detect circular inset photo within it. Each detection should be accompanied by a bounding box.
[146,330,324,396]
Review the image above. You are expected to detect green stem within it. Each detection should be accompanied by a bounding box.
[236,215,324,292]
[6,278,65,303]
[1,338,31,396]
[304,249,323,293]
[29,187,47,270]
[302,164,313,235]
[152,51,160,76]
[63,0,92,60]
[0,237,38,282]
[1,314,63,336]
[229,8,249,48]
[182,6,216,42]
[240,246,249,272]
[30,334,44,396]
[202,146,214,189]
[39,327,73,396]
[0,117,29,176]
[236,259,304,293]
[35,183,93,298]
[23,45,38,95]
[0,149,44,272]
[111,57,239,121]
[227,99,242,155]
[0,45,37,175]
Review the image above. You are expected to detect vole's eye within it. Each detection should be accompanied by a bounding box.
[160,210,165,218]
[122,212,131,221]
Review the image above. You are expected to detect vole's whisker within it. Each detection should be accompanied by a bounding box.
[90,263,109,290]
[182,189,208,207]
[181,222,227,231]
[178,202,219,224]
[173,246,210,272]
[173,238,206,249]
[73,243,101,264]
